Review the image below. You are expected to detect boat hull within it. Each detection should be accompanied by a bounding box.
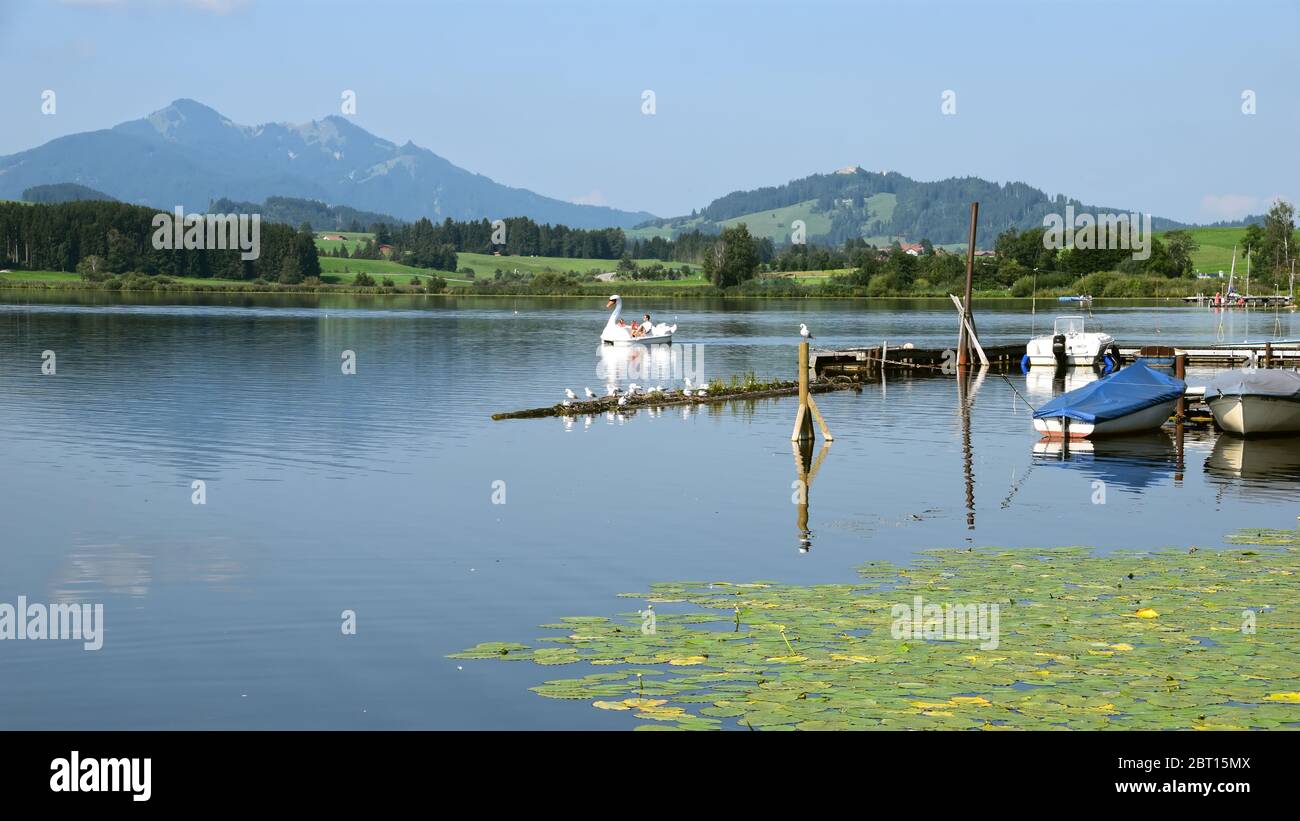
[602,333,673,346]
[1026,353,1105,367]
[1207,394,1300,436]
[1025,332,1116,367]
[1033,398,1177,439]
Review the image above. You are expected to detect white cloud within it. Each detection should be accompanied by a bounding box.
[573,190,608,207]
[1199,194,1259,221]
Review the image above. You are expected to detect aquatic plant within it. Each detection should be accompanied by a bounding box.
[452,529,1300,730]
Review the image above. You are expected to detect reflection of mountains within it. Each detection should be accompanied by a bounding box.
[47,537,246,602]
[1205,435,1300,486]
[1032,431,1177,490]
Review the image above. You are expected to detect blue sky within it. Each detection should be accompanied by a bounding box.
[2,0,1297,223]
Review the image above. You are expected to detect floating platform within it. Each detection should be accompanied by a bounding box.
[492,379,860,420]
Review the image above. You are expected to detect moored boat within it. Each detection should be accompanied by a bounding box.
[1026,316,1117,367]
[1032,361,1185,439]
[1203,369,1300,436]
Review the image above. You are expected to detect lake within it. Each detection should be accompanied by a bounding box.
[1,291,1297,729]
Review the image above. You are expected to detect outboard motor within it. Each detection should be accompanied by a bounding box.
[1052,334,1068,367]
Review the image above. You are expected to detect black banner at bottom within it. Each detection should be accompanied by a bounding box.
[0,730,1284,806]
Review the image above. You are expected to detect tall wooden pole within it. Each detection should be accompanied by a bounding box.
[1174,353,1187,419]
[792,341,814,441]
[791,341,832,442]
[957,202,979,366]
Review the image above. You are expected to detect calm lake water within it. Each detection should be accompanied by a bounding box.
[1,291,1298,729]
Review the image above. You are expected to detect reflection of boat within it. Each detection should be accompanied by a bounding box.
[1204,369,1300,436]
[600,294,676,345]
[1032,362,1185,438]
[1026,316,1116,367]
[1023,364,1100,402]
[1205,434,1300,481]
[596,342,681,386]
[1032,430,1176,490]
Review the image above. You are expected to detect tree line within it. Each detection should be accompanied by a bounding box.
[0,200,320,283]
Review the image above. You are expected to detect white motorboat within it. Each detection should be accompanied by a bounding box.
[1204,369,1300,436]
[1032,362,1185,439]
[600,294,676,345]
[1026,316,1117,367]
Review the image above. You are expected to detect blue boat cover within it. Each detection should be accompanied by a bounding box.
[1033,362,1186,424]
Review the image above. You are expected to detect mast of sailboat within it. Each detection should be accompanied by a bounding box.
[1245,244,1251,299]
[1228,245,1236,294]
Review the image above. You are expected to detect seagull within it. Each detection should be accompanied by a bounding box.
[696,389,708,397]
[584,387,597,399]
[799,323,813,340]
[564,388,577,400]
[606,385,620,397]
[684,377,693,390]
[618,396,628,406]
[562,399,572,407]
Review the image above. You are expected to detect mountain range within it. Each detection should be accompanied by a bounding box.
[3,99,1220,246]
[0,99,654,229]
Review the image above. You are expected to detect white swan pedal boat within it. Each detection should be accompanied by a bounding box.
[601,294,676,345]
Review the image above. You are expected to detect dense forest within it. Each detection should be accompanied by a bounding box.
[210,196,401,233]
[22,183,118,204]
[0,200,320,283]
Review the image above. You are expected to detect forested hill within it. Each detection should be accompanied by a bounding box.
[638,167,1190,248]
[209,196,401,232]
[22,182,117,203]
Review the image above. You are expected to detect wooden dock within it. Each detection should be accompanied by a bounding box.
[812,342,1300,380]
[811,343,1025,379]
[1181,294,1294,306]
[1118,344,1300,367]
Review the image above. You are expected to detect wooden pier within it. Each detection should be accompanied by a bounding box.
[1182,294,1294,306]
[811,343,1025,380]
[1119,344,1300,367]
[811,342,1300,380]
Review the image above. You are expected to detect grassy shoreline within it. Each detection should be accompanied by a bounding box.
[0,269,1233,301]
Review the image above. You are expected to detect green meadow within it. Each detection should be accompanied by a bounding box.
[1154,225,1248,274]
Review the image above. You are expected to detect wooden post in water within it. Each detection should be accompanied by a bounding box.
[1174,352,1187,419]
[791,341,833,442]
[1265,342,1273,368]
[957,202,980,367]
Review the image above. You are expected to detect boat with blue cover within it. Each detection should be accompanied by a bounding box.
[1032,361,1186,439]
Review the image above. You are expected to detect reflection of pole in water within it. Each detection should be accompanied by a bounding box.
[958,369,975,530]
[792,438,831,553]
[1174,417,1185,483]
